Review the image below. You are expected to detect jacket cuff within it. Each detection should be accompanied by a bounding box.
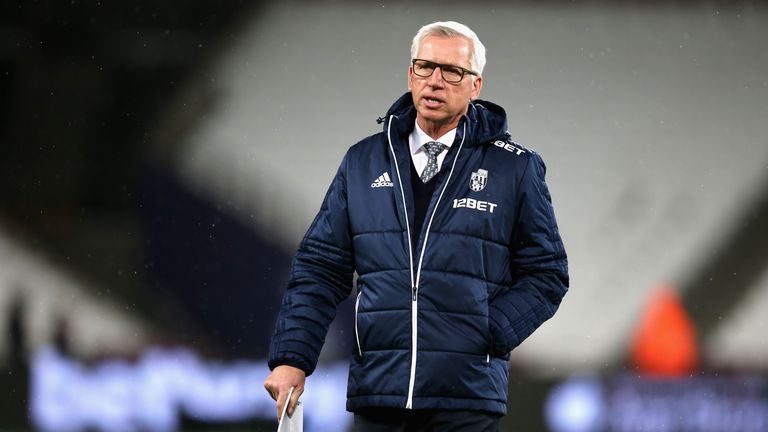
[268,354,314,376]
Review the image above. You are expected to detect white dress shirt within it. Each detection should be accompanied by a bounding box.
[408,120,456,177]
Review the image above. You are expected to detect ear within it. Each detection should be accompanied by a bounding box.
[470,75,483,100]
[407,65,414,91]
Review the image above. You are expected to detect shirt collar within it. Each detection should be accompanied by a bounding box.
[409,120,456,156]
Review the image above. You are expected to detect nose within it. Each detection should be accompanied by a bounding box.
[427,66,445,87]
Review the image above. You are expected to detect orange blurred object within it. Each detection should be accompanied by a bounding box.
[630,285,699,377]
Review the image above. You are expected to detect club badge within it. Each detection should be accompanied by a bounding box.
[470,169,488,192]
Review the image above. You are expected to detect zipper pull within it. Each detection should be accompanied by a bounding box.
[412,286,417,301]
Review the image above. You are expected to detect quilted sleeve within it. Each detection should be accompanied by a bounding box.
[268,153,354,375]
[488,151,569,355]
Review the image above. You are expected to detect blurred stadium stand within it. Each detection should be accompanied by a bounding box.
[0,226,149,360]
[165,1,768,373]
[1,1,767,431]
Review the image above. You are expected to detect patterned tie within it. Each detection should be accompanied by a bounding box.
[420,141,447,183]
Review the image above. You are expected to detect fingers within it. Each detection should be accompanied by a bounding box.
[276,388,289,420]
[264,378,278,401]
[286,386,303,417]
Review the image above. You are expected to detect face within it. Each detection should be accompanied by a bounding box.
[408,35,483,136]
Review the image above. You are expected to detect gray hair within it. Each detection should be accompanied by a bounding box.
[410,21,487,76]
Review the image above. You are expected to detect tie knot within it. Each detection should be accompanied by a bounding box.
[423,141,447,157]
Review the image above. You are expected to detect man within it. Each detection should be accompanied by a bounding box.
[264,21,568,431]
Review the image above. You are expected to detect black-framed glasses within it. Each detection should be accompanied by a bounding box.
[411,59,478,84]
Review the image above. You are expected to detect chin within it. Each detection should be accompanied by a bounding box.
[417,108,447,121]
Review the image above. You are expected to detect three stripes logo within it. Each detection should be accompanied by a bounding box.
[371,172,393,188]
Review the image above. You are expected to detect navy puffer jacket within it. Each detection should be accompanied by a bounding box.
[269,92,568,415]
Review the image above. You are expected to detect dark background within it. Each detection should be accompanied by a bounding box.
[2,1,767,431]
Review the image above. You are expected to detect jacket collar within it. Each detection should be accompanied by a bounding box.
[379,92,509,147]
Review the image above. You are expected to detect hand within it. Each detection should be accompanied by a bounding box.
[264,365,306,420]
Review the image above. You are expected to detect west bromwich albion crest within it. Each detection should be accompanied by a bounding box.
[470,169,488,192]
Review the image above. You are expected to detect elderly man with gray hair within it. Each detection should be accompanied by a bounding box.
[264,20,568,431]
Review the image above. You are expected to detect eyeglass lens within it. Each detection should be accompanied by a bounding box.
[413,60,464,83]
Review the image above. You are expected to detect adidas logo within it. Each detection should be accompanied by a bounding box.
[371,172,393,188]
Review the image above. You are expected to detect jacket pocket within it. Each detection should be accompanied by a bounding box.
[354,290,363,357]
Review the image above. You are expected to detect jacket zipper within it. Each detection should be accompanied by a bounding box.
[386,116,466,409]
[354,290,363,357]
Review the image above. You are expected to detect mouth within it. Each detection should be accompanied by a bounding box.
[422,96,445,108]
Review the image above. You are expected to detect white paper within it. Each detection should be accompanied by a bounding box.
[277,402,303,432]
[277,387,303,432]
